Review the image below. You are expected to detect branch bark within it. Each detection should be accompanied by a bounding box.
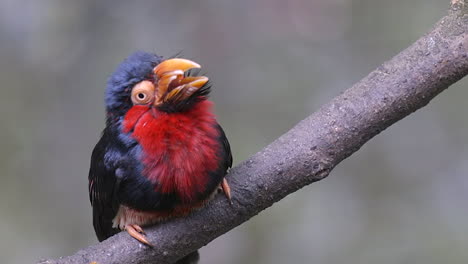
[40,2,468,264]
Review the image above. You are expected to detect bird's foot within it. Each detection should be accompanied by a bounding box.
[221,178,232,205]
[126,224,153,247]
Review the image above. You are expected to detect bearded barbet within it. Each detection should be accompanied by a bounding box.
[88,52,232,264]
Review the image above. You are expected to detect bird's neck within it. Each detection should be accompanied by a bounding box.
[122,101,221,202]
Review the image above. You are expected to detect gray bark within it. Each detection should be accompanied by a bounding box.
[39,2,468,264]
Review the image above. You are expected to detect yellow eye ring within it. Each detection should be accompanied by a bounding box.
[131,80,155,105]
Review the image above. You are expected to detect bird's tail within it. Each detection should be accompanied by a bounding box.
[175,250,199,264]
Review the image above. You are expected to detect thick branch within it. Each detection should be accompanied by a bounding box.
[41,3,468,264]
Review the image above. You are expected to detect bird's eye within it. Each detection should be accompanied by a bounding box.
[131,81,155,105]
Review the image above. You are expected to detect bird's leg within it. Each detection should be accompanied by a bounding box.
[221,178,232,204]
[126,224,153,247]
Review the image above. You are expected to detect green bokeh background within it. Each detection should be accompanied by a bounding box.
[0,0,467,263]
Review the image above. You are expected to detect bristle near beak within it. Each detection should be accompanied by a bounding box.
[153,58,208,106]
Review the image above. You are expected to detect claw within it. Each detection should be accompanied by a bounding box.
[126,224,153,247]
[221,178,232,205]
[132,224,145,234]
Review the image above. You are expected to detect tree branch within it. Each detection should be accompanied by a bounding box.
[40,2,468,264]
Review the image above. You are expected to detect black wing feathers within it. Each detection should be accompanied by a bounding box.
[88,123,232,242]
[217,124,233,171]
[88,127,121,241]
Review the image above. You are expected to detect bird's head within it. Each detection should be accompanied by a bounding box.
[105,51,210,125]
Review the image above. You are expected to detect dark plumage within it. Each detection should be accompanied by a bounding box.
[88,52,232,263]
[105,52,162,118]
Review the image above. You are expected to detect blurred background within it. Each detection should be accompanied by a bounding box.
[1,0,467,263]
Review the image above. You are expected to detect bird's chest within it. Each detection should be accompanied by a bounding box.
[123,103,220,202]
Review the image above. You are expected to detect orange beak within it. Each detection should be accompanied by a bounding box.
[153,58,209,106]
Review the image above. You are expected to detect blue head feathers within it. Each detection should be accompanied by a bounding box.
[105,52,163,119]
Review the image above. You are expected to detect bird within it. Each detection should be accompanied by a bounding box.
[88,51,232,264]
